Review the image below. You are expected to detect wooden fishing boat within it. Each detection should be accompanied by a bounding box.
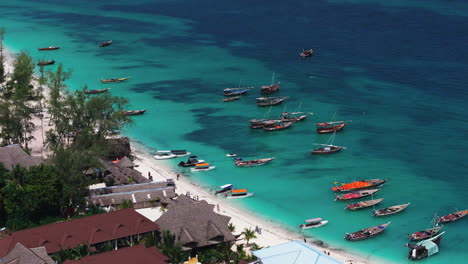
[38,46,60,51]
[226,189,254,199]
[37,60,55,66]
[281,112,310,122]
[263,121,295,131]
[123,109,147,116]
[436,209,468,224]
[408,226,444,241]
[373,202,410,216]
[224,87,251,96]
[178,156,204,167]
[101,77,130,83]
[256,96,288,106]
[407,232,445,260]
[335,189,380,201]
[223,96,241,102]
[190,162,216,172]
[332,179,387,192]
[249,119,282,129]
[311,144,344,154]
[299,218,328,229]
[84,88,110,94]
[316,120,349,134]
[300,49,313,57]
[153,151,177,160]
[345,222,391,241]
[215,184,234,195]
[98,40,112,47]
[234,157,275,167]
[345,198,384,211]
[261,82,281,94]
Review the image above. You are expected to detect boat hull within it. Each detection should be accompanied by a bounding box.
[316,123,347,134]
[190,166,216,172]
[300,220,328,229]
[227,193,254,199]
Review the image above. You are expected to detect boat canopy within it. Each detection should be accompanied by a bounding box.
[220,184,233,189]
[171,150,188,154]
[305,218,322,223]
[195,163,210,167]
[232,189,247,194]
[420,240,438,256]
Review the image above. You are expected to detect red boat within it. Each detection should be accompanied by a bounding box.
[316,121,349,134]
[332,179,387,192]
[261,82,280,94]
[335,189,380,201]
[38,46,60,51]
[300,49,313,57]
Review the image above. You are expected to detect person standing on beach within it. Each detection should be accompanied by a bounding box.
[177,173,180,180]
[217,204,220,212]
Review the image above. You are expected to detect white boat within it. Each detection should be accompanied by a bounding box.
[190,163,216,172]
[408,232,445,260]
[215,184,234,195]
[299,218,328,229]
[171,150,191,157]
[226,153,237,157]
[153,151,177,160]
[226,189,254,199]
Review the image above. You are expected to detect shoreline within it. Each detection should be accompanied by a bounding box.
[3,45,392,264]
[129,140,393,264]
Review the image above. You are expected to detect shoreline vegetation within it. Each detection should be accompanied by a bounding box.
[0,39,391,264]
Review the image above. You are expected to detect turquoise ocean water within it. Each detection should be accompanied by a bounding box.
[2,0,467,263]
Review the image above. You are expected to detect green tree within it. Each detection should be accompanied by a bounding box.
[0,165,66,230]
[158,230,188,264]
[198,248,223,264]
[241,227,257,246]
[228,222,236,233]
[0,27,5,83]
[4,51,35,100]
[118,199,133,210]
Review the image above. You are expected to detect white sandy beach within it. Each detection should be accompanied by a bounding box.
[3,46,386,264]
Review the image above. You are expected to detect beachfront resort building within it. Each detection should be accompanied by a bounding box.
[155,195,236,251]
[63,245,168,264]
[0,209,160,258]
[252,241,343,264]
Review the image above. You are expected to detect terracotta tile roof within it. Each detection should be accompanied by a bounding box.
[63,245,169,264]
[0,209,159,257]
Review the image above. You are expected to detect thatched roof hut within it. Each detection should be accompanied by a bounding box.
[106,137,131,158]
[0,145,42,170]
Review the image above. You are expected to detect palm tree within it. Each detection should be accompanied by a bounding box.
[158,230,188,264]
[228,222,236,233]
[241,228,257,246]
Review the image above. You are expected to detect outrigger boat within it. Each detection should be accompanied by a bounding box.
[38,46,60,51]
[98,40,112,47]
[436,210,468,224]
[332,179,387,192]
[37,60,55,66]
[373,202,410,217]
[263,121,295,131]
[316,120,350,134]
[256,96,288,107]
[224,87,252,96]
[298,218,328,229]
[407,232,445,260]
[223,96,241,102]
[190,162,216,172]
[226,189,254,199]
[345,222,391,241]
[408,226,444,241]
[178,156,204,167]
[300,49,313,57]
[101,77,130,83]
[123,109,147,116]
[345,198,384,211]
[335,189,380,201]
[84,88,110,94]
[215,184,234,195]
[234,157,275,167]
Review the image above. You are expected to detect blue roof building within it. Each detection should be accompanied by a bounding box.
[252,241,343,264]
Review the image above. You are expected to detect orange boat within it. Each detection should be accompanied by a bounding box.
[332,179,387,192]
